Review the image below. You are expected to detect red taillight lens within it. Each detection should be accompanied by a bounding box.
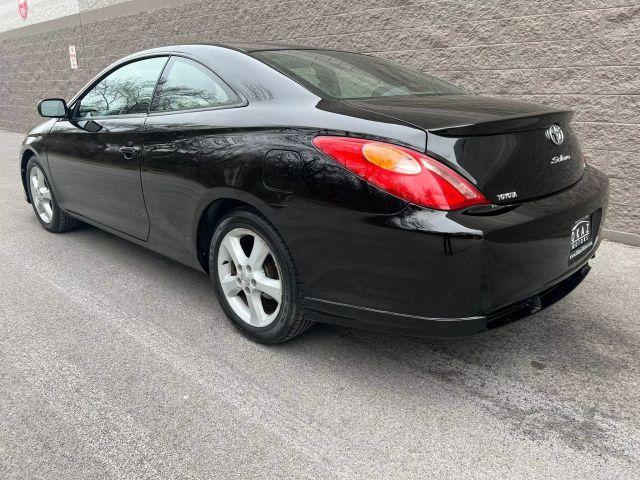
[312,136,489,210]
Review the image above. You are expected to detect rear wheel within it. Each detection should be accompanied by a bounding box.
[26,157,80,233]
[209,209,312,343]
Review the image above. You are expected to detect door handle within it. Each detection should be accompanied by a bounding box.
[119,146,140,158]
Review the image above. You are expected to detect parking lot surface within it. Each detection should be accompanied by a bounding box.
[1,129,639,479]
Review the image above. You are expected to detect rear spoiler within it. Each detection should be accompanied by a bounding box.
[429,110,574,137]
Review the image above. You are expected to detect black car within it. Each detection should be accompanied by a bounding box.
[20,43,609,343]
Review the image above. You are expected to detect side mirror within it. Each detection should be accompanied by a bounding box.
[37,98,68,118]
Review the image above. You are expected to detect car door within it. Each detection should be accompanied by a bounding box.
[46,56,168,240]
[141,56,245,253]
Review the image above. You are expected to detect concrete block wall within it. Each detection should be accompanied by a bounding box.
[0,0,638,236]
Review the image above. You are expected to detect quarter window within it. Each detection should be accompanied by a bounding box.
[151,57,239,112]
[76,57,168,117]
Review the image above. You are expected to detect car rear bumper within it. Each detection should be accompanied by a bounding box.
[305,262,592,337]
[293,165,609,337]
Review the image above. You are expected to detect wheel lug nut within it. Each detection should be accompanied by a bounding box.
[250,279,257,288]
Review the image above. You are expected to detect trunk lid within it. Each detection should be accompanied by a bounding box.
[344,95,585,204]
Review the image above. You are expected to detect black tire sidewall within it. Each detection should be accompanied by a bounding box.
[26,157,62,232]
[209,210,300,343]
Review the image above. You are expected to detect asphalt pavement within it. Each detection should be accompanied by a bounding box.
[1,129,639,479]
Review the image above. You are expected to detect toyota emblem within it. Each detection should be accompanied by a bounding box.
[545,124,564,145]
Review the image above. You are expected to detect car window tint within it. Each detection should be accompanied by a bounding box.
[151,58,239,112]
[77,57,167,118]
[254,50,464,100]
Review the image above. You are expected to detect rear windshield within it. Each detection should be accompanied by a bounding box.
[253,49,464,100]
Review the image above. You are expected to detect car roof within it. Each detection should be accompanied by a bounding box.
[207,42,312,52]
[140,42,346,55]
[121,43,361,64]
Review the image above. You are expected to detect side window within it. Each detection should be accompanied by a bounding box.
[76,57,168,118]
[151,57,240,112]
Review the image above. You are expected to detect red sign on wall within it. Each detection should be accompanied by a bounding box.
[18,0,28,20]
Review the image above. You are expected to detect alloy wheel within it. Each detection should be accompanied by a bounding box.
[217,228,283,327]
[29,166,53,223]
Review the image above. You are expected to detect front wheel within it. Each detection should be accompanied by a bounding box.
[209,209,313,343]
[26,157,81,233]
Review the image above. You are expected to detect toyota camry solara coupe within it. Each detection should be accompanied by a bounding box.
[20,43,609,343]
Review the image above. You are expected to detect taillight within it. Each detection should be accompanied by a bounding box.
[312,136,489,210]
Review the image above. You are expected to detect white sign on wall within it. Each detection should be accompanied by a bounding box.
[69,44,77,69]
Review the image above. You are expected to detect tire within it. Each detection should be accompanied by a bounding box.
[209,208,313,343]
[26,157,81,233]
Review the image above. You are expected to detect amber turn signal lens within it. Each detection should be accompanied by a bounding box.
[362,143,422,175]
